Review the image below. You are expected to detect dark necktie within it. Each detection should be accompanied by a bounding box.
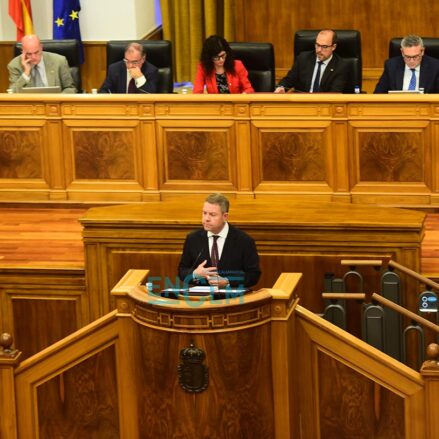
[312,61,324,92]
[408,68,416,90]
[128,78,136,93]
[33,65,44,87]
[211,235,220,267]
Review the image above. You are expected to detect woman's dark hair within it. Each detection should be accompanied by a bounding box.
[200,35,235,75]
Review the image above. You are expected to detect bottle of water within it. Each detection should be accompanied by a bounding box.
[354,86,360,94]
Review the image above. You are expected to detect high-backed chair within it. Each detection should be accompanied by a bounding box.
[294,30,362,93]
[14,39,82,92]
[106,40,173,93]
[389,37,439,60]
[229,42,275,92]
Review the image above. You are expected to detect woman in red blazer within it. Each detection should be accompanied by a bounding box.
[193,35,254,94]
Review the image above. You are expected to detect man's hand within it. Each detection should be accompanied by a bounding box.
[128,66,143,80]
[193,260,218,280]
[207,274,229,288]
[274,86,285,93]
[21,52,32,76]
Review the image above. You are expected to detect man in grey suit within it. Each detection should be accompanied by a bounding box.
[274,29,349,93]
[8,34,76,93]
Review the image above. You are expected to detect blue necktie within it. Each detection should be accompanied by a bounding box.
[408,69,416,90]
[312,61,323,92]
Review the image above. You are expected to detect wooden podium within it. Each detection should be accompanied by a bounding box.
[112,271,301,438]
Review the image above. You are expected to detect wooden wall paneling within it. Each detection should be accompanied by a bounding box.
[83,243,106,321]
[296,305,427,438]
[0,43,14,93]
[81,42,107,93]
[348,119,432,205]
[155,118,239,193]
[235,119,253,195]
[0,114,52,201]
[141,119,160,199]
[0,267,86,360]
[431,121,439,204]
[36,345,120,438]
[332,119,351,200]
[317,349,405,437]
[14,312,120,438]
[233,0,439,90]
[250,119,334,198]
[62,118,145,201]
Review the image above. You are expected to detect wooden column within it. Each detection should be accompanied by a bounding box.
[0,333,22,439]
[420,343,439,439]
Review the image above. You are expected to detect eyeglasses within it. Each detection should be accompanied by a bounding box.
[315,43,334,50]
[123,58,143,66]
[212,53,227,61]
[402,53,423,61]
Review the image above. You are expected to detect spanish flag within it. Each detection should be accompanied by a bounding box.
[9,0,34,41]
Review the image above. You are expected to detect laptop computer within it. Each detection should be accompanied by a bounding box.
[19,86,62,94]
[388,90,423,94]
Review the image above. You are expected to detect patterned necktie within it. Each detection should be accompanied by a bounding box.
[211,235,220,267]
[408,68,416,90]
[33,65,44,87]
[128,78,136,93]
[312,61,324,92]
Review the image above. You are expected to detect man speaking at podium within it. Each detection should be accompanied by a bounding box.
[178,193,261,288]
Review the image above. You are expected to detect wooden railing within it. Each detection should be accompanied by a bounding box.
[322,259,439,368]
[1,270,438,438]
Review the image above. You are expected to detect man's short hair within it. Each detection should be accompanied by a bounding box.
[125,42,146,58]
[205,193,229,213]
[318,29,338,45]
[401,35,424,49]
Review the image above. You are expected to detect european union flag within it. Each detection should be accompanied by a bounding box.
[53,0,84,63]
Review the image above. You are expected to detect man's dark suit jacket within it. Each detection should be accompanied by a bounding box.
[178,224,261,288]
[98,60,159,93]
[278,51,349,93]
[374,55,439,93]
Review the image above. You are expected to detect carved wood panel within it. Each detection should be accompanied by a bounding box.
[36,345,119,438]
[0,129,42,179]
[73,131,135,180]
[318,350,404,438]
[359,132,424,182]
[261,131,326,181]
[135,325,274,438]
[165,130,230,181]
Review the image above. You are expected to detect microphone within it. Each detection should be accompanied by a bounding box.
[137,87,150,94]
[191,248,205,270]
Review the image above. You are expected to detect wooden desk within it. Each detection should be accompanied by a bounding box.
[81,198,425,321]
[0,93,438,207]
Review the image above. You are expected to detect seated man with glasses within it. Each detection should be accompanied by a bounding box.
[274,29,349,93]
[374,34,439,93]
[98,42,158,93]
[8,34,77,93]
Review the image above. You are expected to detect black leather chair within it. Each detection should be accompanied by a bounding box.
[14,39,82,92]
[229,42,275,92]
[294,30,362,93]
[389,37,439,60]
[106,40,173,93]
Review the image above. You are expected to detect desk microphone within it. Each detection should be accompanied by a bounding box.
[191,248,205,269]
[138,88,150,94]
